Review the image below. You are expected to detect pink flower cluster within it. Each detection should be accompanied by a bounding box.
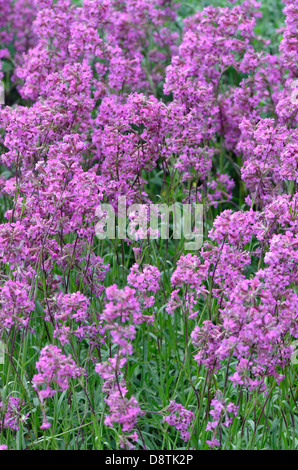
[97,286,144,448]
[96,357,143,450]
[33,345,82,400]
[0,396,26,432]
[0,0,297,450]
[206,396,238,448]
[163,400,194,442]
[32,344,83,429]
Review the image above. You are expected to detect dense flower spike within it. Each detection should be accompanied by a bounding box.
[0,397,26,431]
[96,358,143,449]
[96,283,149,449]
[32,345,82,400]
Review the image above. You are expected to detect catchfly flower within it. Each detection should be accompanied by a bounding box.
[0,0,297,452]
